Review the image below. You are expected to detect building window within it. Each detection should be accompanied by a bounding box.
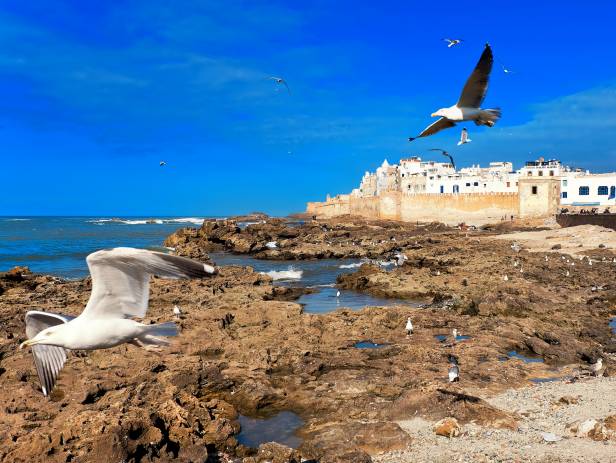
[506,182,510,188]
[598,186,609,195]
[538,171,544,177]
[562,192,568,199]
[562,179,568,187]
[473,182,479,187]
[532,186,538,195]
[611,186,616,198]
[527,171,532,176]
[453,185,459,193]
[516,182,519,186]
[549,170,555,176]
[579,186,590,196]
[465,183,471,187]
[439,185,444,194]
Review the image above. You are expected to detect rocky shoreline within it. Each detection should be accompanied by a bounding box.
[1,217,615,462]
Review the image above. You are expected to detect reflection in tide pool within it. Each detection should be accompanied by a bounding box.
[237,411,303,449]
[210,252,419,314]
[297,286,412,314]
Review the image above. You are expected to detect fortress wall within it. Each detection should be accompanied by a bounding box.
[308,192,519,225]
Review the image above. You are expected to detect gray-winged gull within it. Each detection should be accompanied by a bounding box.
[19,247,217,396]
[443,38,463,48]
[457,128,471,145]
[269,76,290,94]
[429,148,456,169]
[409,44,500,141]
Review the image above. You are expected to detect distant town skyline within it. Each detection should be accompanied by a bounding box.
[1,1,616,216]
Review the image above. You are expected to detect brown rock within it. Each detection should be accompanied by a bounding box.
[434,417,460,438]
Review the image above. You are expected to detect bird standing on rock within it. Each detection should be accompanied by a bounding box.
[448,363,460,382]
[406,317,414,336]
[452,328,458,342]
[173,305,182,319]
[591,358,603,377]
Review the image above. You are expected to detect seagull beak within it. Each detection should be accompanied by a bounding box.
[19,339,33,350]
[431,112,438,117]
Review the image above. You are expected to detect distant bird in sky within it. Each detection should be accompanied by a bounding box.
[409,44,501,141]
[457,128,471,146]
[448,363,460,382]
[428,149,456,170]
[443,38,463,48]
[406,317,413,336]
[19,248,217,396]
[269,76,290,94]
[159,161,166,167]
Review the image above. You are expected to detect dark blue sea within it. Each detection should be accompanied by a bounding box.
[0,216,209,279]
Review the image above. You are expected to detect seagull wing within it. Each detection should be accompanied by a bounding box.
[282,81,291,94]
[81,248,217,320]
[457,44,493,108]
[428,148,447,154]
[25,311,75,396]
[410,118,456,140]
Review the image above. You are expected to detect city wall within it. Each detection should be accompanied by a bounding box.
[307,192,520,226]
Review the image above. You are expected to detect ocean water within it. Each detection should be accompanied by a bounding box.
[0,216,208,279]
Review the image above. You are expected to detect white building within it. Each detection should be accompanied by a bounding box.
[559,172,616,207]
[519,158,567,178]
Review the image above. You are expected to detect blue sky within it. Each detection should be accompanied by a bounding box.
[1,1,616,216]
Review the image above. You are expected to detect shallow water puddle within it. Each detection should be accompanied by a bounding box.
[529,377,561,384]
[505,350,544,363]
[237,411,303,449]
[455,335,471,342]
[434,334,448,343]
[610,317,615,334]
[210,252,419,313]
[353,341,390,349]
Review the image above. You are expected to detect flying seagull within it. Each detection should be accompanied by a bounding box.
[409,44,501,141]
[429,149,456,170]
[159,161,166,167]
[443,38,463,48]
[269,76,290,94]
[457,128,471,146]
[19,248,217,396]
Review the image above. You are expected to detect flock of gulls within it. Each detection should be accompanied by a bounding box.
[159,39,509,168]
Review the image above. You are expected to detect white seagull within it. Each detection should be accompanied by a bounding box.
[19,248,217,396]
[269,76,290,94]
[457,128,472,145]
[443,38,463,48]
[452,328,458,341]
[173,305,182,319]
[265,241,278,249]
[409,44,501,141]
[448,364,460,382]
[336,289,341,298]
[503,274,509,281]
[591,358,603,376]
[405,317,414,336]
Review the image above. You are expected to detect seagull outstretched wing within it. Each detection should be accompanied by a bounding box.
[457,44,493,108]
[409,117,456,141]
[82,248,217,320]
[25,311,75,396]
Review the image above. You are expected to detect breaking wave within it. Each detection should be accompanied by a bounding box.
[262,268,303,281]
[86,217,205,225]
